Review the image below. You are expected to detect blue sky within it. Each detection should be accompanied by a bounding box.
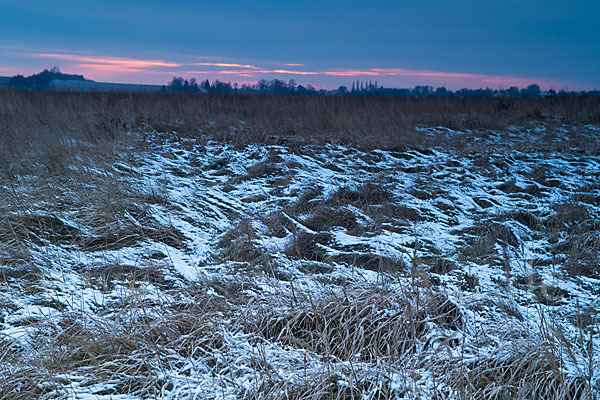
[0,0,598,89]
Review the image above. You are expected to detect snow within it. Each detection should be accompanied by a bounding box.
[1,125,599,398]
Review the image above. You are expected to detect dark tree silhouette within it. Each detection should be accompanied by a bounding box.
[8,67,87,90]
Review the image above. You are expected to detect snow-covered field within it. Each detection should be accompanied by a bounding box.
[0,125,598,399]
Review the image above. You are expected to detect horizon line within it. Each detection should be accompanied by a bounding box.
[6,69,600,94]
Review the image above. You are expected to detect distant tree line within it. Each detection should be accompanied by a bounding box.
[168,77,324,94]
[168,77,600,98]
[8,67,87,90]
[344,81,593,98]
[167,77,206,93]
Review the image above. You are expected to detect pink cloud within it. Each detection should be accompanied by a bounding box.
[323,70,382,77]
[187,70,254,76]
[185,70,223,74]
[214,70,254,75]
[186,70,256,78]
[188,62,259,69]
[184,68,320,78]
[262,69,318,75]
[36,53,180,68]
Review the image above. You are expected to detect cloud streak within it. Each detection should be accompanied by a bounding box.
[37,53,180,68]
[189,62,260,69]
[75,63,145,73]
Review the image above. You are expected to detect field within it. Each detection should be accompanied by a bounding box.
[0,90,599,399]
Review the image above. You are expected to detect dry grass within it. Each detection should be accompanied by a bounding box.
[457,219,520,265]
[0,284,228,399]
[244,286,462,363]
[218,219,267,263]
[228,154,284,184]
[2,90,599,169]
[545,202,600,277]
[238,285,461,399]
[240,285,594,400]
[269,182,403,239]
[0,181,186,267]
[450,343,591,399]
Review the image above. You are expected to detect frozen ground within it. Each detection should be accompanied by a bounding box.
[0,126,598,399]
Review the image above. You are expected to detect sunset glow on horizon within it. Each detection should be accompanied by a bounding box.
[0,49,590,91]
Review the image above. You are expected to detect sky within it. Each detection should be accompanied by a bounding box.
[0,0,598,90]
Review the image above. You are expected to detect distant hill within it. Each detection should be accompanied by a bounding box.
[8,67,88,90]
[6,67,188,93]
[7,68,171,93]
[49,79,167,93]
